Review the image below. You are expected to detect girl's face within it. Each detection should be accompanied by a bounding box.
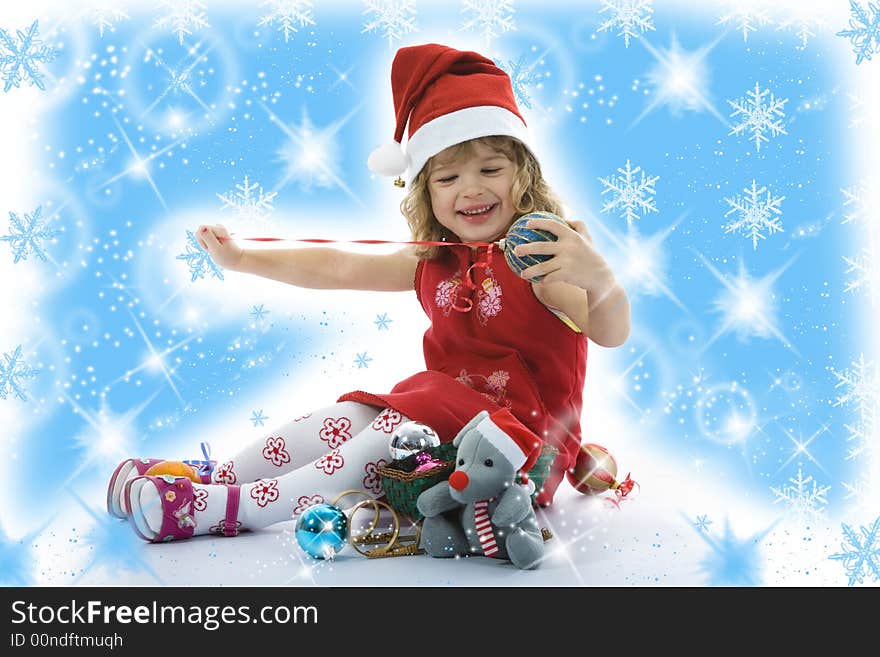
[426,141,516,244]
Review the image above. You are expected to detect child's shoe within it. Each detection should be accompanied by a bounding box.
[124,475,242,542]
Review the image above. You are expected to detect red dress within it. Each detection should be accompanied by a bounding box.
[338,243,587,505]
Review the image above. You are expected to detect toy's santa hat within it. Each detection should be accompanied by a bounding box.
[474,408,543,479]
[367,43,533,185]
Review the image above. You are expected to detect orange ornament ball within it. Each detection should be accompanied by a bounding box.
[144,461,200,483]
[567,443,618,495]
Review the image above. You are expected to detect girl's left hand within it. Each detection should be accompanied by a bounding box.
[514,217,615,294]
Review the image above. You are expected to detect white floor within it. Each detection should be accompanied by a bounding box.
[31,449,849,588]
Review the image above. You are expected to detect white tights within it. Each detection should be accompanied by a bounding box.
[136,402,409,536]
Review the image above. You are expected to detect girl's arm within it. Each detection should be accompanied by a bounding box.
[514,216,631,347]
[532,279,630,347]
[196,224,419,292]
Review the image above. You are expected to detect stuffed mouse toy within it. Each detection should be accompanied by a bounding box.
[416,409,545,570]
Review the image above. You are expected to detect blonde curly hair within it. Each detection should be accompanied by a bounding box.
[400,136,565,260]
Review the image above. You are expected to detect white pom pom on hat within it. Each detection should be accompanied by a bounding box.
[367,141,410,177]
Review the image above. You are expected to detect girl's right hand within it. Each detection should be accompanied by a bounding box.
[195,224,243,270]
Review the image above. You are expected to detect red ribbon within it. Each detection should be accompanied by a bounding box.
[602,472,639,510]
[219,235,498,248]
[219,235,499,315]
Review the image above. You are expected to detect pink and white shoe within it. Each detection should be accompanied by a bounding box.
[124,475,242,543]
[106,457,214,519]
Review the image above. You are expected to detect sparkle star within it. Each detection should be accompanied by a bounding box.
[633,33,727,127]
[694,251,799,356]
[262,103,363,206]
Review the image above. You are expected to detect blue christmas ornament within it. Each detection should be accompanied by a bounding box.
[500,211,568,282]
[294,503,348,560]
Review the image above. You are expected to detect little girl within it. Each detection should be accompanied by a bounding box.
[107,43,630,543]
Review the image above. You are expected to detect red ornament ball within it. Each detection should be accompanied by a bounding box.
[567,443,618,495]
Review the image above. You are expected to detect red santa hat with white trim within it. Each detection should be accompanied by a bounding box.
[474,407,543,479]
[367,43,534,185]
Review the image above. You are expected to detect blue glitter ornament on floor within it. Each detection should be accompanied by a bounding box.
[499,211,568,282]
[295,503,348,560]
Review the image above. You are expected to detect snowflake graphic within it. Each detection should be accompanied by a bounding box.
[833,354,879,414]
[250,409,268,427]
[496,53,544,110]
[154,0,210,45]
[842,474,871,501]
[597,0,656,48]
[770,466,830,518]
[843,248,876,301]
[258,1,316,43]
[0,206,58,263]
[722,180,785,250]
[842,413,873,462]
[775,14,825,50]
[362,0,417,48]
[461,0,516,42]
[374,313,392,330]
[0,345,39,401]
[716,3,772,42]
[833,354,878,466]
[89,2,130,37]
[250,304,270,322]
[693,514,713,533]
[837,0,880,65]
[0,20,56,93]
[217,176,277,225]
[598,159,660,225]
[727,82,788,152]
[176,229,224,282]
[829,516,880,586]
[354,352,372,368]
[841,180,872,227]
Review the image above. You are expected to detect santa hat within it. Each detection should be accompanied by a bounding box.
[474,408,542,475]
[367,43,533,185]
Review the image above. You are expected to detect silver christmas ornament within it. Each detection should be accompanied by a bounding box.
[388,421,441,461]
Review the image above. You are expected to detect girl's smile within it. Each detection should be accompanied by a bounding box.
[457,202,499,224]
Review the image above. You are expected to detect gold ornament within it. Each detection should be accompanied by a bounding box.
[330,490,423,558]
[393,177,405,188]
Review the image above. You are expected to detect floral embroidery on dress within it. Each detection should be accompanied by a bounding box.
[475,268,502,326]
[434,268,503,326]
[435,276,461,315]
[455,368,512,409]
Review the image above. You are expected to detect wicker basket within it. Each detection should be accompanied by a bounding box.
[378,442,559,520]
[378,443,457,521]
[526,444,558,503]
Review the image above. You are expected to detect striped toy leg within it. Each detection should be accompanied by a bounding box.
[211,401,391,485]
